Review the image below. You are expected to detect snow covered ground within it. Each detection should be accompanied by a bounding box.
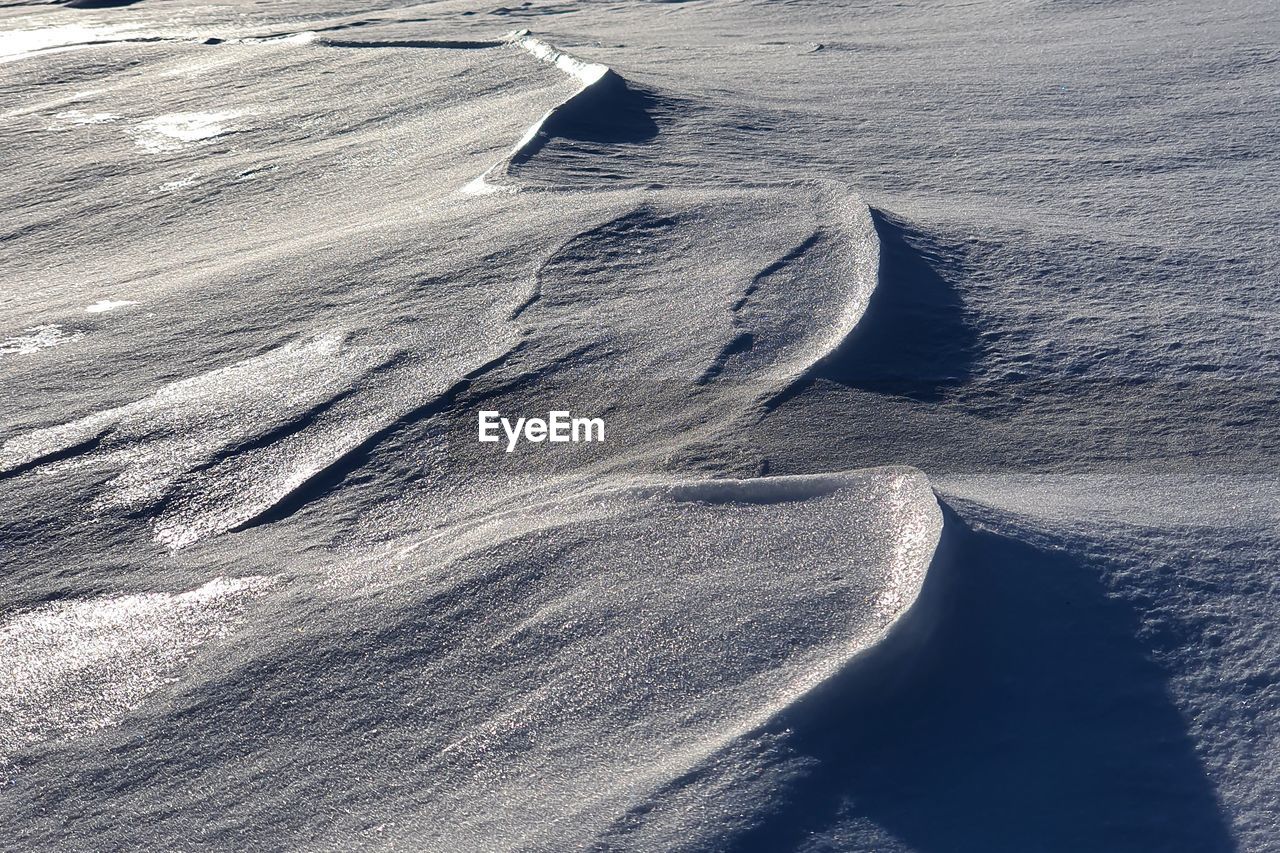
[0,0,1276,850]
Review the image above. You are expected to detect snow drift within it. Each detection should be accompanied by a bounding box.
[0,467,944,851]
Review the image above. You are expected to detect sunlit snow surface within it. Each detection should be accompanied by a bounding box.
[0,23,142,61]
[0,0,1277,850]
[0,575,276,762]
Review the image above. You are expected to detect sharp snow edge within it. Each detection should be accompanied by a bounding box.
[464,30,616,195]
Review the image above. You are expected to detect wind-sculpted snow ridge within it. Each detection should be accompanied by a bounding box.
[464,30,616,194]
[711,192,881,396]
[498,184,880,382]
[0,467,944,850]
[448,31,881,390]
[0,327,516,549]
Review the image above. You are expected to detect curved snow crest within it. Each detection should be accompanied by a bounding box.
[587,469,951,847]
[359,465,944,849]
[762,190,880,391]
[627,465,939,633]
[463,30,616,195]
[688,185,881,395]
[507,29,610,86]
[798,196,881,386]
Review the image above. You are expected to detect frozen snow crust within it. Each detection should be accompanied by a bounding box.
[0,0,1276,850]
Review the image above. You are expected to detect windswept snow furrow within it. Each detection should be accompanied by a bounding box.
[156,344,518,548]
[0,328,517,549]
[0,26,494,64]
[317,38,503,50]
[0,331,389,479]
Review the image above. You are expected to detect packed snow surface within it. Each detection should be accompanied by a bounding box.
[0,0,1276,850]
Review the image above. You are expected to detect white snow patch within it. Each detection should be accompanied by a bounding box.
[0,324,84,355]
[86,300,140,314]
[461,174,515,196]
[154,173,202,193]
[132,112,239,153]
[53,110,121,126]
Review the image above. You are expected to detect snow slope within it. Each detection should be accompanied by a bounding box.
[0,0,1276,850]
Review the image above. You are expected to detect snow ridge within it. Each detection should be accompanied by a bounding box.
[464,30,617,194]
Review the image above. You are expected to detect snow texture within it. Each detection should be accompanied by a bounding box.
[0,0,1276,850]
